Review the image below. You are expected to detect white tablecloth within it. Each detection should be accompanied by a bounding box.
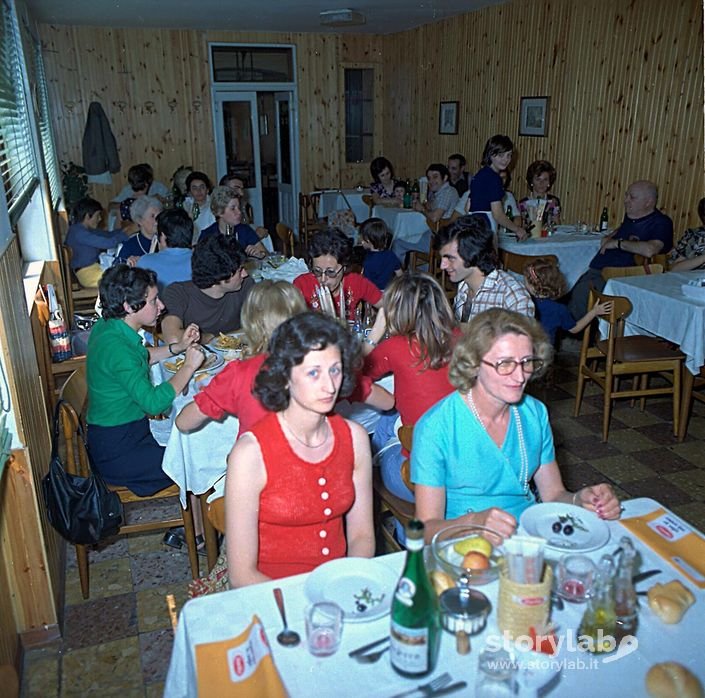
[373,206,429,245]
[602,271,705,375]
[317,190,370,223]
[164,498,705,697]
[498,229,605,290]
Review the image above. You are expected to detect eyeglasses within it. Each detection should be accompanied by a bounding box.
[312,266,344,279]
[481,357,544,376]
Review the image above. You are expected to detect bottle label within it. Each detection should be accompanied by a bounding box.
[390,621,429,673]
[394,576,416,607]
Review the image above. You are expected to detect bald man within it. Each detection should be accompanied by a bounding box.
[568,180,673,318]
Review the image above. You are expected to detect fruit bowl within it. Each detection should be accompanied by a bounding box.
[430,524,504,586]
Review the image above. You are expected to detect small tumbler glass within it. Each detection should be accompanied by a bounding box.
[305,602,343,657]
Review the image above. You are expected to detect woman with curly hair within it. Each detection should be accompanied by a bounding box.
[518,160,562,230]
[225,312,375,587]
[412,308,621,542]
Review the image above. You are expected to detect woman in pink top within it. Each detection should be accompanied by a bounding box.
[363,272,459,505]
[175,280,306,437]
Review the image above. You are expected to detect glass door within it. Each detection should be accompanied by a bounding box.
[213,91,263,226]
[275,92,296,230]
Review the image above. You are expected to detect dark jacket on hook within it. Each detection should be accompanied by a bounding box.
[82,102,121,175]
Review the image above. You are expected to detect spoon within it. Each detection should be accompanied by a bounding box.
[273,587,300,647]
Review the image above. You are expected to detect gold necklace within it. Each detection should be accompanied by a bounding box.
[280,414,330,449]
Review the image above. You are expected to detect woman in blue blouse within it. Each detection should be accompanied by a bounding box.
[412,308,620,541]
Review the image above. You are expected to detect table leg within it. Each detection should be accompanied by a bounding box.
[678,366,696,442]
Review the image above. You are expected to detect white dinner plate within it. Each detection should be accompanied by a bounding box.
[162,349,224,375]
[520,503,610,553]
[304,557,399,623]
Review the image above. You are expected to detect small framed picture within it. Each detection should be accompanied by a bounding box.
[438,101,459,135]
[519,96,550,137]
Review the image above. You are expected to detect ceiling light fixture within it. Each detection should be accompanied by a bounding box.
[319,8,366,27]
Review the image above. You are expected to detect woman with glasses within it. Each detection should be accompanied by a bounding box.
[294,228,383,321]
[412,308,621,541]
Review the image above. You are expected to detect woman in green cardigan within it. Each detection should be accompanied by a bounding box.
[86,264,204,495]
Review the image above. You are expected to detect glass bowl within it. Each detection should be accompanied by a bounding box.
[430,524,504,586]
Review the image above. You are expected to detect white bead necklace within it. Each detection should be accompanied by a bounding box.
[465,389,530,495]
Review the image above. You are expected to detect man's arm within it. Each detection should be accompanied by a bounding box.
[601,236,665,259]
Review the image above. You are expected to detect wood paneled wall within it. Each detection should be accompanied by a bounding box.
[383,0,704,230]
[39,0,702,231]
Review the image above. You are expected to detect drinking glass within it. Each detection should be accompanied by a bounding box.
[557,554,596,603]
[476,647,516,697]
[305,602,343,657]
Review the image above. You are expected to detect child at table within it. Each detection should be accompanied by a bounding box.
[359,217,401,290]
[523,257,612,345]
[393,181,406,207]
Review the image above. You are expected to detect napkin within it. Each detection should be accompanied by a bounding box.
[620,508,705,588]
[195,614,289,697]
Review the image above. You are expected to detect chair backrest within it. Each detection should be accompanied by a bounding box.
[601,263,663,280]
[398,424,414,493]
[584,289,632,357]
[275,222,294,256]
[633,253,669,269]
[362,194,374,217]
[58,365,89,477]
[500,250,559,275]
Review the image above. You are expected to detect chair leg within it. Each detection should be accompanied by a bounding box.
[76,543,90,599]
[200,493,219,572]
[672,363,682,437]
[574,369,587,417]
[678,368,695,442]
[602,382,613,442]
[638,374,647,411]
[180,502,200,579]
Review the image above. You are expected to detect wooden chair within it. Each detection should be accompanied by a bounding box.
[275,222,295,257]
[60,244,99,317]
[574,289,686,441]
[408,216,451,276]
[677,366,705,441]
[372,425,415,553]
[601,264,663,280]
[298,192,325,247]
[59,366,200,598]
[500,250,559,275]
[634,253,669,270]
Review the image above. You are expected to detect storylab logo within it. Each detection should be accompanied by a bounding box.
[484,630,639,669]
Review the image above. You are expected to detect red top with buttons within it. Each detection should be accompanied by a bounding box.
[252,411,355,579]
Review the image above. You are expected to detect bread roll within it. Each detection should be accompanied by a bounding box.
[646,662,703,698]
[647,580,696,624]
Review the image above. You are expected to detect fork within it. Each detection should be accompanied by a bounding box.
[388,672,452,698]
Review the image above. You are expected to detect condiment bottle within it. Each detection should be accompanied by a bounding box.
[614,536,638,641]
[390,519,440,677]
[578,555,616,653]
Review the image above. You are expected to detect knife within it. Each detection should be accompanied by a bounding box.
[633,569,661,585]
[348,636,388,658]
[426,681,468,697]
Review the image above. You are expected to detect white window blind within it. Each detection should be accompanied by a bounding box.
[0,0,39,223]
[33,38,61,207]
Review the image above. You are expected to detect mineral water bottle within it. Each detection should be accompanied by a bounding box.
[390,519,440,677]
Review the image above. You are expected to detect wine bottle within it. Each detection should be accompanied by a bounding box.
[600,207,609,231]
[390,519,440,677]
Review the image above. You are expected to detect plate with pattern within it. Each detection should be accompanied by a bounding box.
[304,557,399,623]
[520,503,610,553]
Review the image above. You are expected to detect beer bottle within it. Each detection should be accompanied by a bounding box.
[600,207,609,231]
[390,519,440,677]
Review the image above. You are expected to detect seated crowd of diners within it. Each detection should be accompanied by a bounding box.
[70,150,702,587]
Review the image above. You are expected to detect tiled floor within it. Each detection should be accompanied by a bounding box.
[20,349,705,697]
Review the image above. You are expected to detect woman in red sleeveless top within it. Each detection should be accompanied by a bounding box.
[226,312,375,587]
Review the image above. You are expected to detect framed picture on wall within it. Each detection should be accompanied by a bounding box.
[438,101,459,135]
[519,96,550,137]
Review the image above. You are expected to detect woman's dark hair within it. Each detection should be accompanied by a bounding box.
[359,217,391,250]
[370,156,394,183]
[437,214,499,275]
[481,134,514,167]
[157,208,194,249]
[526,160,557,190]
[128,163,153,193]
[696,197,705,226]
[254,312,361,411]
[191,234,246,289]
[185,171,213,193]
[307,228,353,266]
[71,197,102,225]
[99,264,157,319]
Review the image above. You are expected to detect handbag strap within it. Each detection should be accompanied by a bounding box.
[52,397,100,477]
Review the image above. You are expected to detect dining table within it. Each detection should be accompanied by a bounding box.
[372,205,430,260]
[316,189,370,223]
[164,497,705,697]
[498,226,606,291]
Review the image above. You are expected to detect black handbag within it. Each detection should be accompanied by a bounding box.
[42,400,123,545]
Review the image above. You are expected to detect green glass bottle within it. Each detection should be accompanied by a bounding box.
[600,207,609,231]
[390,519,441,677]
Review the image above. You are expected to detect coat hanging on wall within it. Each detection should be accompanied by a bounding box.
[82,101,121,183]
